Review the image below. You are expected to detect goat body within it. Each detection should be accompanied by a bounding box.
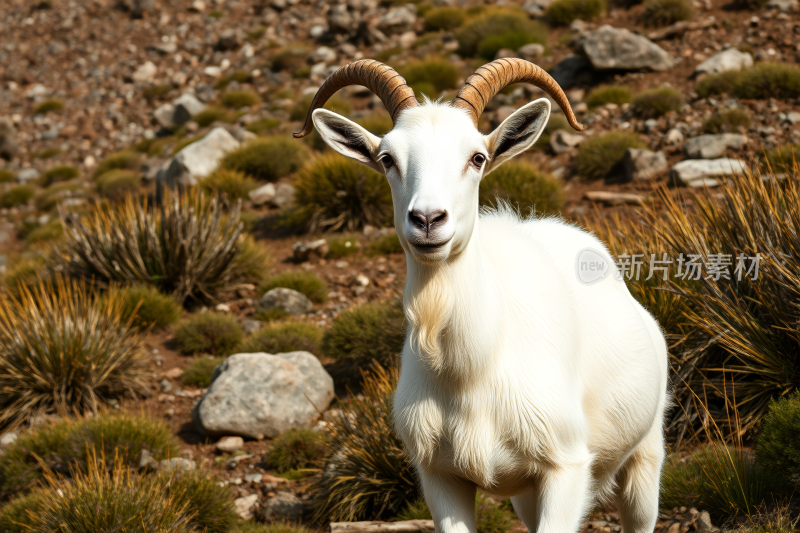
[394,210,668,533]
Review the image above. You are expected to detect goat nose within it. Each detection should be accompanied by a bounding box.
[408,209,448,234]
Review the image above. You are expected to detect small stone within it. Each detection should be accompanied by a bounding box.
[261,491,305,521]
[215,303,231,313]
[153,103,176,129]
[355,273,370,287]
[517,43,545,61]
[139,449,159,470]
[623,148,667,181]
[216,436,245,453]
[309,46,336,64]
[245,473,263,483]
[15,168,39,184]
[164,367,183,379]
[0,431,18,449]
[258,288,313,315]
[683,134,748,159]
[172,93,206,125]
[160,457,196,472]
[694,48,753,75]
[132,61,158,82]
[160,379,173,393]
[234,494,259,520]
[189,0,205,11]
[377,5,417,35]
[783,111,800,125]
[249,182,276,206]
[270,183,296,208]
[293,239,329,262]
[217,29,243,51]
[550,130,586,154]
[665,128,684,145]
[242,320,262,335]
[495,48,517,60]
[694,511,713,533]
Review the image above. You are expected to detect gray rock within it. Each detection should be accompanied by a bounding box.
[15,168,39,184]
[234,494,260,520]
[158,127,240,187]
[576,25,674,71]
[217,29,243,51]
[694,48,753,76]
[139,449,159,470]
[258,288,313,315]
[172,93,207,125]
[378,5,416,35]
[695,511,713,533]
[261,491,306,521]
[153,103,176,129]
[684,134,748,159]
[132,61,157,82]
[550,130,585,154]
[193,351,335,439]
[119,0,155,17]
[0,431,18,449]
[242,319,262,335]
[765,0,798,10]
[309,46,337,64]
[293,239,329,262]
[160,457,196,472]
[517,43,546,62]
[623,149,667,181]
[670,158,747,188]
[270,182,296,208]
[522,0,553,16]
[249,183,276,206]
[216,435,245,453]
[160,379,173,393]
[783,111,800,125]
[666,128,684,145]
[328,4,356,34]
[549,56,594,89]
[0,119,19,160]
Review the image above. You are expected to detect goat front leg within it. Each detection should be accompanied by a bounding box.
[535,448,593,533]
[418,468,477,533]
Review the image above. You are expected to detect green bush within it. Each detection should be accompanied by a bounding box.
[96,169,140,199]
[547,0,605,26]
[270,46,309,72]
[25,219,63,244]
[584,85,632,108]
[174,312,243,355]
[221,89,261,109]
[661,445,780,522]
[229,236,271,288]
[33,99,64,114]
[0,257,47,296]
[355,114,394,137]
[35,180,83,211]
[194,106,238,127]
[327,236,361,259]
[59,189,253,303]
[0,169,14,182]
[241,321,323,354]
[367,233,404,256]
[322,299,405,369]
[290,93,352,122]
[143,83,172,102]
[575,131,646,180]
[697,63,800,100]
[631,87,684,117]
[32,147,61,159]
[0,412,178,495]
[267,428,329,473]
[122,285,182,330]
[246,117,281,134]
[0,492,43,532]
[402,56,459,97]
[457,12,548,58]
[259,271,328,303]
[40,164,79,186]
[220,136,307,181]
[182,357,224,388]
[703,108,751,134]
[93,150,140,179]
[0,276,148,432]
[309,366,417,521]
[215,70,250,90]
[424,7,466,31]
[5,458,235,533]
[294,152,393,232]
[762,144,798,174]
[0,185,34,208]
[640,0,693,27]
[756,393,800,491]
[479,161,564,215]
[201,168,258,199]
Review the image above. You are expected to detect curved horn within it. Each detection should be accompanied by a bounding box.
[293,59,418,138]
[452,58,584,132]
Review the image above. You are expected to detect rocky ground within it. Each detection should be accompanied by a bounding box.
[1,0,798,529]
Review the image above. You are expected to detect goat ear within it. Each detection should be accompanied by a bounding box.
[312,109,383,173]
[484,99,551,174]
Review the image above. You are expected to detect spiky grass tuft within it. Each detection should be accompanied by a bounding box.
[267,428,329,473]
[0,276,147,432]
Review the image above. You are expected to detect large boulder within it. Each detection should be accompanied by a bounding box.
[623,148,667,181]
[575,25,674,71]
[694,48,753,76]
[192,352,335,439]
[258,288,313,315]
[669,158,747,188]
[157,127,240,187]
[683,134,748,159]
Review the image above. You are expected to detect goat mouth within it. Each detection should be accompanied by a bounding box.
[410,240,451,253]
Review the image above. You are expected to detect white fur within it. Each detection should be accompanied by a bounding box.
[313,100,668,533]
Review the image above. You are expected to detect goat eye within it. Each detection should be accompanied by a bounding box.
[379,155,395,169]
[471,153,486,168]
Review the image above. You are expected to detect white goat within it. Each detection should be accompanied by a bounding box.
[294,59,668,533]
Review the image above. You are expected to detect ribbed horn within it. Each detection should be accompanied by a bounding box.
[293,59,418,138]
[451,58,584,132]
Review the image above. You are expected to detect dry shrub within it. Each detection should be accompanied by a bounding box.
[220,136,307,182]
[640,0,693,27]
[424,6,466,31]
[0,185,35,208]
[221,89,261,109]
[402,56,460,97]
[457,11,548,58]
[703,108,751,134]
[0,276,148,432]
[584,85,632,108]
[632,86,684,118]
[267,428,329,473]
[547,0,605,25]
[182,357,224,388]
[575,131,646,180]
[174,312,243,355]
[201,168,258,199]
[241,321,322,354]
[93,150,140,180]
[697,63,800,100]
[122,285,182,330]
